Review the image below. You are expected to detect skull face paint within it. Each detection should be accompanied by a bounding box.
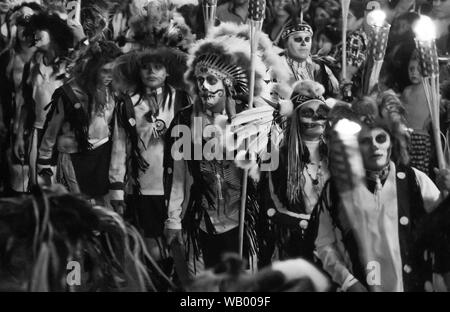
[298,100,329,140]
[196,72,226,112]
[286,31,312,61]
[358,127,392,171]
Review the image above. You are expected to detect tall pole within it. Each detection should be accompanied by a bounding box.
[239,0,265,258]
[202,0,218,36]
[341,0,351,80]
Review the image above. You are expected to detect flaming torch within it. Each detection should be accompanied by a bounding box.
[331,119,382,276]
[330,119,364,194]
[202,0,218,35]
[238,0,266,258]
[413,15,447,169]
[362,9,390,95]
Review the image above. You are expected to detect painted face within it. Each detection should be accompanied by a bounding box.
[286,31,312,61]
[34,29,51,50]
[140,62,168,90]
[432,0,450,19]
[98,62,115,87]
[298,101,329,140]
[358,127,392,171]
[408,59,422,85]
[196,72,226,111]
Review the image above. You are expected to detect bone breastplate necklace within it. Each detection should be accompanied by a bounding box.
[287,57,313,81]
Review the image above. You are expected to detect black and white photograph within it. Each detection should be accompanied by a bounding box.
[1,0,450,300]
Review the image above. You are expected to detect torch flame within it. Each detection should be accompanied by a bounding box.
[413,15,436,41]
[366,9,386,28]
[334,119,362,137]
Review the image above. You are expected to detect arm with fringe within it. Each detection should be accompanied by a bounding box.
[109,107,128,201]
[37,98,65,171]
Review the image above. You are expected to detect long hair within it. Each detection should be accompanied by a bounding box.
[284,80,328,204]
[70,41,122,118]
[23,12,75,59]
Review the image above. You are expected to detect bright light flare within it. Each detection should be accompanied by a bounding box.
[334,119,362,137]
[413,15,436,41]
[366,9,386,27]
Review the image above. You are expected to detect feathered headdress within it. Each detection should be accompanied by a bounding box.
[122,0,196,52]
[186,23,268,103]
[207,22,289,86]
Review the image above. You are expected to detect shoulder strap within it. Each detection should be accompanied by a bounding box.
[118,93,148,193]
[59,84,92,151]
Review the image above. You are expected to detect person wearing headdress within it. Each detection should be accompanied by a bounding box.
[113,0,195,53]
[0,1,41,195]
[36,41,122,205]
[108,47,190,264]
[314,94,450,292]
[14,11,77,187]
[163,24,270,271]
[259,80,331,263]
[276,16,339,98]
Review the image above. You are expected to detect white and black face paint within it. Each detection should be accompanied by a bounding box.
[196,72,226,112]
[358,127,392,171]
[298,101,329,140]
[286,31,312,61]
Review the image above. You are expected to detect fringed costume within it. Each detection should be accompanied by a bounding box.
[37,41,122,202]
[260,80,331,263]
[164,24,271,270]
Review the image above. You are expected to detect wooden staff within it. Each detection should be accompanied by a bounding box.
[341,0,351,80]
[239,0,266,258]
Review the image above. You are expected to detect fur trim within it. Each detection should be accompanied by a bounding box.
[291,80,325,99]
[278,99,294,117]
[351,96,379,123]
